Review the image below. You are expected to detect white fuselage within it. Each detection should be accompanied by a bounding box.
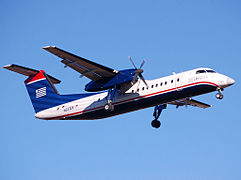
[35,67,235,120]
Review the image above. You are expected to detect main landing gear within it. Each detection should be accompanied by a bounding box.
[151,104,167,128]
[104,88,116,111]
[216,88,224,100]
[104,100,114,111]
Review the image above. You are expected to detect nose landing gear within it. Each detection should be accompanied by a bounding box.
[216,88,223,100]
[151,104,167,128]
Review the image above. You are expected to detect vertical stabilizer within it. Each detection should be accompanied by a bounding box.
[25,70,62,113]
[3,64,63,113]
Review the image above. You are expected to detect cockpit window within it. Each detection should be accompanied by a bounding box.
[206,70,216,73]
[196,69,216,74]
[196,70,206,74]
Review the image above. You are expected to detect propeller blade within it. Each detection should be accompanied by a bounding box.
[132,73,139,84]
[139,59,146,69]
[139,74,148,87]
[128,56,137,69]
[132,69,144,84]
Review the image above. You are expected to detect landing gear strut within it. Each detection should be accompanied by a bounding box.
[104,88,117,111]
[216,88,223,100]
[151,104,167,128]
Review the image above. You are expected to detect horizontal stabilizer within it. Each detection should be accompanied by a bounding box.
[3,64,61,84]
[168,98,211,108]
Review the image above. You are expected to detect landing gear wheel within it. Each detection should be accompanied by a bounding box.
[216,93,223,100]
[104,103,114,111]
[151,120,161,128]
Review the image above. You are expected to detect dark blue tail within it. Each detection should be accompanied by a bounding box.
[3,64,98,113]
[25,70,94,113]
[25,70,68,113]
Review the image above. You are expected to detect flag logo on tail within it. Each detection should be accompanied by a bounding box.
[36,87,46,98]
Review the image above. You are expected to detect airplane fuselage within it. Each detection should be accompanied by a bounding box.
[35,67,234,120]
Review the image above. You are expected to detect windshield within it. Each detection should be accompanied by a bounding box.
[196,69,216,74]
[196,70,206,74]
[206,70,216,73]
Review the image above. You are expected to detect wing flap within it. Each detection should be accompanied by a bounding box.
[168,98,211,108]
[61,59,101,80]
[186,99,212,108]
[43,46,118,81]
[3,64,61,84]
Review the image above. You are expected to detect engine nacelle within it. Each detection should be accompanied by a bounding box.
[85,69,136,92]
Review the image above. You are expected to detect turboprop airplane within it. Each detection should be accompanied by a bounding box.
[3,46,235,128]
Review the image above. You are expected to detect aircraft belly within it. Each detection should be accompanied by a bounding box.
[63,84,216,120]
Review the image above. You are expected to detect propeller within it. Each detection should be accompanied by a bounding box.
[128,56,148,87]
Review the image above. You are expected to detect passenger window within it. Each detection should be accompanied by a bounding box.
[142,87,145,91]
[156,84,158,87]
[137,88,139,92]
[165,81,167,85]
[171,80,173,83]
[160,82,163,86]
[177,78,179,82]
[151,85,154,88]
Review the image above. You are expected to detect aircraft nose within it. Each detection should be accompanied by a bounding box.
[226,77,235,86]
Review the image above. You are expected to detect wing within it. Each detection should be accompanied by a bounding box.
[168,98,211,108]
[43,46,118,81]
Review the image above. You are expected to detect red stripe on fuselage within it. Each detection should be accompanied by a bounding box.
[45,81,219,120]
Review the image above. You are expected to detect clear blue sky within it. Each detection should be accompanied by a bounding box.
[1,0,241,179]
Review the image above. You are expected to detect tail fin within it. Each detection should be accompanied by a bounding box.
[24,70,62,113]
[4,64,97,114]
[3,64,63,113]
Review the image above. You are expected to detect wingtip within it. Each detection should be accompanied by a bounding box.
[3,64,13,69]
[42,46,56,50]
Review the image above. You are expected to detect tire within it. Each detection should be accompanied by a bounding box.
[104,103,114,111]
[151,120,161,128]
[216,93,223,100]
